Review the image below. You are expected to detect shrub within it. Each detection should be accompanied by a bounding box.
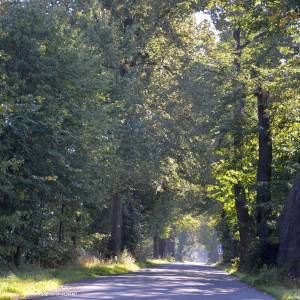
[117,249,135,264]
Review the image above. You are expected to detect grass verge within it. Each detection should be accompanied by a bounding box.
[218,263,300,300]
[0,259,167,300]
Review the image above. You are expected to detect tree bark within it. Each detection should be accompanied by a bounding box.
[232,27,253,266]
[176,232,186,261]
[58,204,65,243]
[159,238,166,258]
[234,184,252,265]
[278,174,300,276]
[153,234,159,258]
[255,88,273,261]
[219,210,234,263]
[111,193,122,256]
[168,234,176,258]
[13,246,21,267]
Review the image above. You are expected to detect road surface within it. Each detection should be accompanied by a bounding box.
[32,263,275,300]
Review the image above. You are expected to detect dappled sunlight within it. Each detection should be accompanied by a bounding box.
[0,262,143,299]
[0,1,298,299]
[39,264,274,300]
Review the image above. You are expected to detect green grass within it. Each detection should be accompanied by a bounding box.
[0,259,166,300]
[219,264,300,300]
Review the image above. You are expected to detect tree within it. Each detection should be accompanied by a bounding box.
[278,174,300,276]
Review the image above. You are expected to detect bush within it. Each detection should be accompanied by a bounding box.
[251,266,283,285]
[117,249,136,264]
[76,255,105,267]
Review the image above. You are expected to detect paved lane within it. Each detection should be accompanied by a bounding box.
[32,263,275,300]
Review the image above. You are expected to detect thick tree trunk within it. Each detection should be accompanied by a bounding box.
[232,27,252,266]
[111,193,122,256]
[219,209,238,263]
[159,237,175,258]
[176,233,186,261]
[167,235,176,258]
[234,184,252,265]
[159,238,166,258]
[278,174,300,276]
[231,239,239,259]
[13,246,21,267]
[255,88,273,262]
[153,234,159,258]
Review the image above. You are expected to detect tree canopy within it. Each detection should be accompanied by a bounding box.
[0,0,299,276]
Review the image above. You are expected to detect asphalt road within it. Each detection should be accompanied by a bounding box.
[33,263,275,300]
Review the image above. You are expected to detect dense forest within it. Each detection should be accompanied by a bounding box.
[0,0,299,277]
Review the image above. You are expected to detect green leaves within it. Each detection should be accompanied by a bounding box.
[0,0,298,267]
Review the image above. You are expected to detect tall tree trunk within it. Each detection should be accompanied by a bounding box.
[232,27,252,266]
[159,238,166,258]
[255,88,273,262]
[234,184,252,265]
[177,232,186,261]
[13,246,21,267]
[168,234,176,258]
[111,193,122,256]
[219,209,238,263]
[58,204,65,243]
[71,213,82,263]
[164,238,170,257]
[278,174,300,276]
[153,234,159,258]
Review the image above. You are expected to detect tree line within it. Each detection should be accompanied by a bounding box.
[0,0,299,276]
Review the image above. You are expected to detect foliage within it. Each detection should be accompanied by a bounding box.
[0,0,299,286]
[221,264,300,300]
[0,255,163,300]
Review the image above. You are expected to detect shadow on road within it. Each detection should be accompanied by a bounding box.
[33,263,275,300]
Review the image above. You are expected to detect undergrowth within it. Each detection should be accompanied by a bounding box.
[219,263,300,300]
[0,254,167,300]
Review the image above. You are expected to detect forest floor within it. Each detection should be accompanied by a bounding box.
[219,264,300,300]
[0,259,165,300]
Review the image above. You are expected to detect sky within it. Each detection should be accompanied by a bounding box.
[195,11,212,25]
[194,11,219,37]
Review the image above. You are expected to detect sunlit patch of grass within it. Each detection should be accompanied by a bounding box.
[0,270,61,300]
[0,258,164,300]
[218,263,300,300]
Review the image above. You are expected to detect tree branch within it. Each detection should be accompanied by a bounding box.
[240,30,269,49]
